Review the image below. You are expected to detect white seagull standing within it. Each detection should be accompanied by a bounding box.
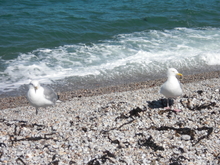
[160,68,183,112]
[27,80,59,114]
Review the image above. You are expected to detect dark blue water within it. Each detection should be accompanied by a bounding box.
[0,0,220,96]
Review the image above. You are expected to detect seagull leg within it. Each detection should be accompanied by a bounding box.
[172,99,181,112]
[164,98,171,109]
[36,107,39,115]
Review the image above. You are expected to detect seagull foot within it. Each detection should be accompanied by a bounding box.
[173,109,182,112]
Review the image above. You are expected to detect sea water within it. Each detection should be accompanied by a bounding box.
[0,0,220,96]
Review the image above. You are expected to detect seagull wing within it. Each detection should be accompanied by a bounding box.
[43,86,58,104]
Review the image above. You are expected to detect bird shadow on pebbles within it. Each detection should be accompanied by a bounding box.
[147,98,174,109]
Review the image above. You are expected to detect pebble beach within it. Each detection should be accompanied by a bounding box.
[0,71,220,165]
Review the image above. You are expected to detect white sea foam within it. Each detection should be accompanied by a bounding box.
[1,27,220,93]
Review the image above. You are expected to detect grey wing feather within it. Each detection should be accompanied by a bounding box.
[43,86,58,103]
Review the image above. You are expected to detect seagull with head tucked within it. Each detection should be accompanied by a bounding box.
[27,80,59,114]
[160,68,183,112]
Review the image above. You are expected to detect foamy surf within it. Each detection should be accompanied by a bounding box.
[0,27,220,94]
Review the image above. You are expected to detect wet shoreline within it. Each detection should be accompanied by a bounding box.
[1,69,220,110]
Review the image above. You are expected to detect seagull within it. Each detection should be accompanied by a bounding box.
[27,80,59,114]
[159,68,183,112]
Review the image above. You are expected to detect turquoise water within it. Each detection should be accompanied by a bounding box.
[0,0,220,95]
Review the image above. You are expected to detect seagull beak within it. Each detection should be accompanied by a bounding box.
[177,73,183,79]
